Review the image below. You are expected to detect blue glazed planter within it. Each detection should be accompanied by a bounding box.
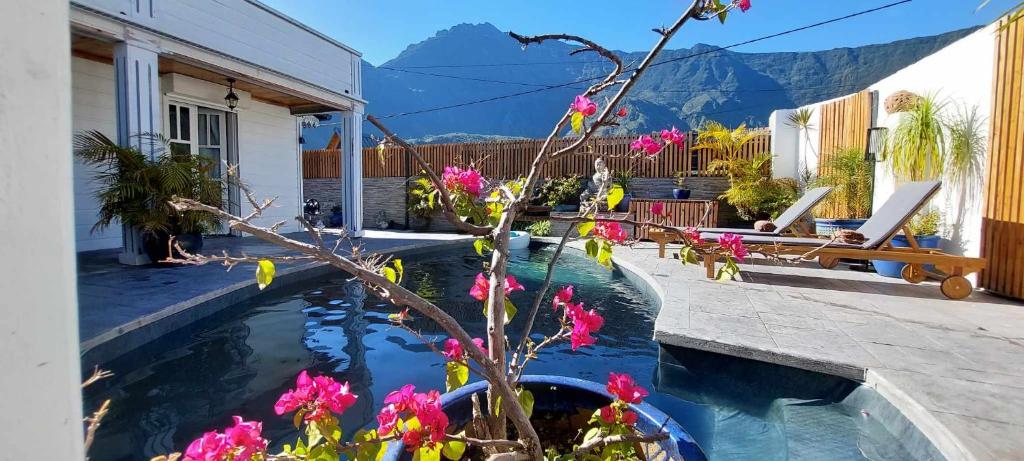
[814,218,867,236]
[672,188,691,200]
[873,234,941,277]
[616,194,633,212]
[382,375,707,460]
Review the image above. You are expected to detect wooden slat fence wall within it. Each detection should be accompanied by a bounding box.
[304,133,771,180]
[981,16,1024,300]
[302,149,341,179]
[629,199,719,240]
[816,89,874,218]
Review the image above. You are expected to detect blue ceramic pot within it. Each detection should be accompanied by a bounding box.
[672,189,691,200]
[873,234,941,277]
[616,194,633,212]
[381,375,706,460]
[814,218,867,236]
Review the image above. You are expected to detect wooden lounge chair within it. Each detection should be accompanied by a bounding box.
[699,181,986,300]
[648,187,832,258]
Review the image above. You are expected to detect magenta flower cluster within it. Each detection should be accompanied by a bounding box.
[469,272,525,301]
[717,232,749,262]
[594,221,628,244]
[184,417,267,461]
[442,166,485,198]
[273,370,358,422]
[378,385,450,451]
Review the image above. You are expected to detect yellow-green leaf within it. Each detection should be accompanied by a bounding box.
[607,184,624,210]
[577,220,596,237]
[442,439,467,460]
[571,111,584,134]
[256,259,276,290]
[392,259,404,283]
[504,298,517,324]
[597,240,614,269]
[382,267,397,283]
[413,444,442,461]
[679,246,699,265]
[585,238,599,258]
[517,388,535,418]
[445,361,469,392]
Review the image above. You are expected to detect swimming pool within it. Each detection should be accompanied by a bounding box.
[83,244,926,460]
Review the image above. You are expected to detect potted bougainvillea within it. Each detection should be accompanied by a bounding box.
[160,2,753,460]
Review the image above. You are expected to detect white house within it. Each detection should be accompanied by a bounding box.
[70,0,365,263]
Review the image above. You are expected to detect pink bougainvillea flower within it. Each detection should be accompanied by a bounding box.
[274,370,358,421]
[224,417,267,461]
[734,0,751,12]
[598,405,617,424]
[184,431,230,461]
[383,384,417,412]
[616,107,628,117]
[377,404,400,435]
[660,126,687,148]
[469,272,525,301]
[571,95,598,117]
[681,227,701,243]
[607,373,649,404]
[442,337,487,361]
[650,202,667,217]
[594,221,628,244]
[717,232,749,263]
[621,410,638,426]
[411,389,449,446]
[566,302,604,351]
[402,429,424,452]
[629,135,662,156]
[505,275,526,293]
[441,166,485,198]
[552,285,574,310]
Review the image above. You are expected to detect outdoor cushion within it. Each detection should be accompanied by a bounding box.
[698,232,864,249]
[697,186,832,236]
[854,180,941,249]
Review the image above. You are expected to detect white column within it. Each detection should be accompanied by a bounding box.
[769,109,799,180]
[0,1,84,459]
[341,106,364,237]
[114,36,162,264]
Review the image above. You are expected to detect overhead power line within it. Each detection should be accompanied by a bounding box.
[374,0,912,120]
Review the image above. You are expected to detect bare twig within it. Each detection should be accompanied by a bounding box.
[571,432,670,458]
[83,399,111,458]
[81,366,114,388]
[446,434,525,450]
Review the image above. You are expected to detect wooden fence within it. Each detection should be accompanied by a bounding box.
[816,90,874,218]
[980,16,1024,300]
[303,133,771,180]
[303,149,341,179]
[629,199,719,240]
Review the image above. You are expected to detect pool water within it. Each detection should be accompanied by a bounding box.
[84,245,922,460]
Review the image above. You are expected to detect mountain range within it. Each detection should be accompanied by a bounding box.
[303,23,978,147]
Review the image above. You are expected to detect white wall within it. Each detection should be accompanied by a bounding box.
[771,25,996,261]
[868,25,996,260]
[238,99,303,233]
[72,57,122,251]
[0,1,85,459]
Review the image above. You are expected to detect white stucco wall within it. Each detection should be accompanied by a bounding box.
[771,25,996,262]
[0,1,85,459]
[72,57,122,251]
[868,24,996,260]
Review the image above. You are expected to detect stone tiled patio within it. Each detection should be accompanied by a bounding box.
[601,242,1024,461]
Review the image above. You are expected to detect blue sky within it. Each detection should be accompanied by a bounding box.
[261,0,1014,65]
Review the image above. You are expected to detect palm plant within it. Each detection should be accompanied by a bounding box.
[692,120,757,160]
[710,153,799,220]
[73,130,222,237]
[944,104,986,207]
[882,93,947,182]
[813,147,874,219]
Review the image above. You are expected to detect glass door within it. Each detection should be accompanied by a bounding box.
[197,108,225,180]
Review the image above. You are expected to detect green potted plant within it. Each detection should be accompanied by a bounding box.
[811,147,873,234]
[873,210,942,277]
[612,169,634,211]
[73,131,222,262]
[407,175,440,230]
[672,171,691,199]
[882,93,946,182]
[709,153,798,221]
[537,175,585,212]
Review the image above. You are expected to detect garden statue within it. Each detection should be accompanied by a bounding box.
[157,1,757,460]
[579,156,611,210]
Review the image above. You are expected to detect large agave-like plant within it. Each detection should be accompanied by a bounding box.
[882,93,947,182]
[944,104,986,207]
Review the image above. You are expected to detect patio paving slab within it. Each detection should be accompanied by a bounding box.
[596,242,1024,461]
